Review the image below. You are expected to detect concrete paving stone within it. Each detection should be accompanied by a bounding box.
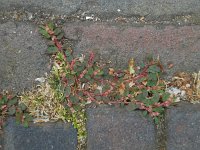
[0,21,49,93]
[1,0,200,18]
[166,102,200,150]
[64,22,200,78]
[86,105,156,150]
[1,117,77,150]
[0,133,3,150]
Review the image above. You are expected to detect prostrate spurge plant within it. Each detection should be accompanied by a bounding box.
[0,93,33,129]
[40,22,173,119]
[37,23,174,148]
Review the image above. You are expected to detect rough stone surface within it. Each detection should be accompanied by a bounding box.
[166,102,200,150]
[64,22,200,78]
[1,0,200,18]
[0,0,81,16]
[0,133,3,150]
[0,21,49,93]
[86,105,156,150]
[2,118,77,150]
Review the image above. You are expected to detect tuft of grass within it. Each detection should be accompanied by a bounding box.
[20,81,67,123]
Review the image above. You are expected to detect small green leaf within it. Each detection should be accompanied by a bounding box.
[143,111,148,116]
[124,89,129,96]
[148,73,157,81]
[23,120,29,128]
[0,96,8,105]
[147,80,157,86]
[39,28,50,39]
[48,22,55,31]
[67,55,73,62]
[88,67,94,75]
[148,65,160,73]
[24,113,33,122]
[57,32,64,40]
[54,28,62,35]
[76,66,85,75]
[162,93,170,102]
[69,95,79,104]
[65,86,71,97]
[84,74,91,80]
[126,103,138,111]
[142,89,148,97]
[39,25,45,29]
[154,117,159,124]
[18,103,27,111]
[8,107,16,115]
[73,105,81,111]
[136,93,145,102]
[65,50,71,57]
[140,63,145,69]
[77,92,84,97]
[136,90,148,102]
[94,90,100,95]
[120,103,125,107]
[153,107,164,113]
[66,74,75,85]
[15,112,21,124]
[152,93,160,103]
[144,99,151,107]
[7,97,18,107]
[138,77,146,83]
[47,46,58,54]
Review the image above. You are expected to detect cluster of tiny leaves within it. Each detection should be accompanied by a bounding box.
[0,93,33,129]
[39,23,174,148]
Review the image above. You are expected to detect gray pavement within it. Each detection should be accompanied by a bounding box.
[1,0,200,19]
[0,22,49,93]
[86,105,156,150]
[2,118,77,150]
[166,102,200,150]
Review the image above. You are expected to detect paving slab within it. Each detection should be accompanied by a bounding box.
[0,21,49,93]
[166,102,200,150]
[1,0,200,19]
[64,22,200,78]
[86,105,156,150]
[1,118,77,150]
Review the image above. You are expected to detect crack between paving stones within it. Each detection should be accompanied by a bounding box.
[155,110,167,150]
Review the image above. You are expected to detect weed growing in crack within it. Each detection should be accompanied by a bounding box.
[0,92,33,129]
[37,22,174,149]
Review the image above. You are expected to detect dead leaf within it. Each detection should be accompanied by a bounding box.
[140,16,145,22]
[119,83,125,95]
[168,63,174,69]
[109,68,115,75]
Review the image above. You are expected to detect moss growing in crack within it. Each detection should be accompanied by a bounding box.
[70,108,87,150]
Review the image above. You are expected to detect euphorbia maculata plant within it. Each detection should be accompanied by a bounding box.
[0,93,32,129]
[39,22,174,124]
